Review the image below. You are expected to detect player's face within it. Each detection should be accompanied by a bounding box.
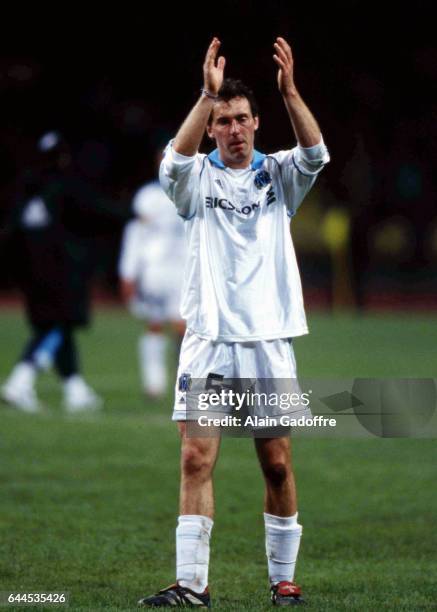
[207,97,259,169]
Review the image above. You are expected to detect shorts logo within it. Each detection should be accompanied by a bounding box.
[178,372,192,392]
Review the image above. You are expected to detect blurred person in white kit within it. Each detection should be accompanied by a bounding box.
[119,154,186,398]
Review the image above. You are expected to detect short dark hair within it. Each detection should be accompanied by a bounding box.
[208,78,259,123]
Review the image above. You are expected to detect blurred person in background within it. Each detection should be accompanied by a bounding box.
[0,131,128,413]
[119,149,186,399]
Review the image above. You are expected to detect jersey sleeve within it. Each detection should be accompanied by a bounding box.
[118,220,142,280]
[159,141,204,220]
[271,137,330,216]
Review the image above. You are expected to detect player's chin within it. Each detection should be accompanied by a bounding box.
[229,146,248,162]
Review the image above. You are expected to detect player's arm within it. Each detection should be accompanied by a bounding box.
[273,37,321,148]
[120,278,136,304]
[173,38,226,156]
[270,37,329,215]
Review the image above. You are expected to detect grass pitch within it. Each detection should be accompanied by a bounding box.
[1,308,436,610]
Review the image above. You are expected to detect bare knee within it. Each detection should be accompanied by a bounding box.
[148,322,164,333]
[263,461,289,488]
[181,444,214,480]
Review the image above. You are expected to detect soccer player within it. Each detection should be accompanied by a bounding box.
[119,160,186,398]
[138,37,329,607]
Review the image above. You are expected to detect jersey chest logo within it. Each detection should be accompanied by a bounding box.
[205,196,260,215]
[205,187,276,216]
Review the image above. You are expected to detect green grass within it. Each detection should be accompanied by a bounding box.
[1,308,436,610]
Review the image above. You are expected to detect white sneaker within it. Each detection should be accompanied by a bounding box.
[1,362,40,413]
[1,380,41,413]
[63,375,103,413]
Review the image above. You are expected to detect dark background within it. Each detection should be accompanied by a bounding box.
[1,1,436,306]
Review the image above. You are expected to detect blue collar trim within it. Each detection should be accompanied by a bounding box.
[208,148,266,170]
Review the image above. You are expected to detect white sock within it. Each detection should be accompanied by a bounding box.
[176,514,213,593]
[5,362,36,389]
[264,512,302,584]
[138,333,167,395]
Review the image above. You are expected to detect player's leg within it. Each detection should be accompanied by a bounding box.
[178,421,220,517]
[242,338,304,604]
[139,332,227,607]
[22,324,63,370]
[137,285,185,399]
[0,323,60,412]
[139,289,186,399]
[138,424,220,607]
[54,325,102,412]
[138,321,168,397]
[255,436,296,515]
[54,325,78,379]
[177,422,221,589]
[255,436,304,605]
[174,334,229,596]
[131,281,168,398]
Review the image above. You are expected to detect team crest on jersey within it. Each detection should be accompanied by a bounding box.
[254,170,272,189]
[178,372,192,392]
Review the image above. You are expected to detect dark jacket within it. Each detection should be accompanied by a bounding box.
[6,168,128,326]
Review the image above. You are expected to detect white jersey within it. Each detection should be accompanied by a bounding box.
[119,181,186,320]
[160,140,329,341]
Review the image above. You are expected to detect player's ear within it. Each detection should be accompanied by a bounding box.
[254,116,259,131]
[206,107,216,139]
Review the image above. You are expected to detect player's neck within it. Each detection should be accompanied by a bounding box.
[226,160,251,169]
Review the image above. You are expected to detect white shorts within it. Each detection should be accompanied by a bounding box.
[173,330,310,422]
[128,264,183,323]
[129,287,181,323]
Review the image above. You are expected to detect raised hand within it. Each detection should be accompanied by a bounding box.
[273,37,296,96]
[203,37,226,96]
